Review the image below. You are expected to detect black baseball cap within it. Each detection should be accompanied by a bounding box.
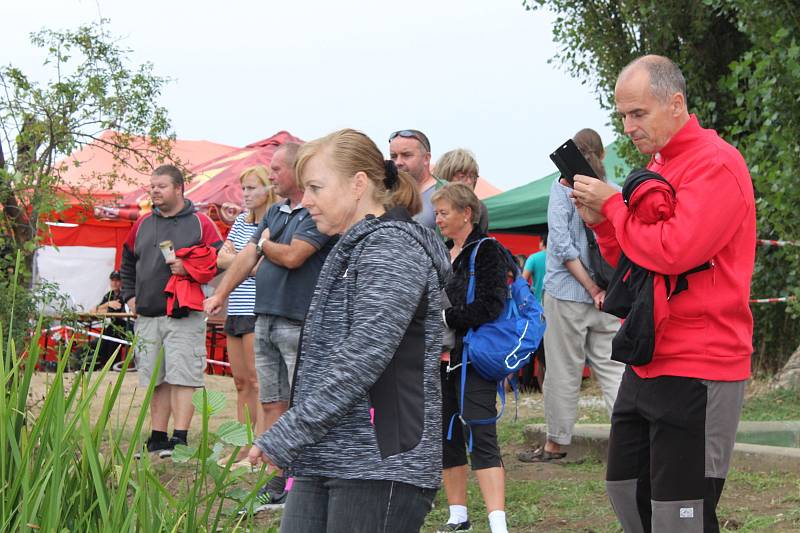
[109,270,121,280]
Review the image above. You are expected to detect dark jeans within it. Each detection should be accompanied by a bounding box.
[279,476,437,533]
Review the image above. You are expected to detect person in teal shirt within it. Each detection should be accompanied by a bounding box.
[523,234,547,302]
[519,234,548,393]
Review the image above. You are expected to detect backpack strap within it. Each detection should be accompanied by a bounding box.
[466,238,494,305]
[447,358,508,453]
[665,261,712,300]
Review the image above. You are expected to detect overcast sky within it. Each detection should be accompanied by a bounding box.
[3,0,617,190]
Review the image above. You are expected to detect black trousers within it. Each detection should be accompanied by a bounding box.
[606,367,745,533]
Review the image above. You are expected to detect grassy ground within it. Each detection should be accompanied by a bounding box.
[28,372,800,532]
[740,381,800,420]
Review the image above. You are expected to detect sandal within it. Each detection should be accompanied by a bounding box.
[517,446,567,463]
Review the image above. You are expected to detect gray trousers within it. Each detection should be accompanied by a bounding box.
[542,293,625,445]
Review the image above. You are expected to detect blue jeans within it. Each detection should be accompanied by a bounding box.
[279,476,437,533]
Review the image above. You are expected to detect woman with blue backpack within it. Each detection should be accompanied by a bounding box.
[433,182,511,533]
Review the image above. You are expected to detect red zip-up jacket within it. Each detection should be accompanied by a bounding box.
[164,245,218,317]
[592,115,755,381]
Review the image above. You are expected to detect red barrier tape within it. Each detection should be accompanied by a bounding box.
[757,239,800,248]
[749,296,796,304]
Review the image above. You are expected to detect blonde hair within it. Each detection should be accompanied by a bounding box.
[295,129,422,215]
[431,182,481,224]
[573,128,607,181]
[239,165,278,223]
[435,149,480,185]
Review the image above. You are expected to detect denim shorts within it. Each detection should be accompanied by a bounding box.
[223,314,256,337]
[254,314,301,403]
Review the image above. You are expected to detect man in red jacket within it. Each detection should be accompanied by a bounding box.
[572,55,756,532]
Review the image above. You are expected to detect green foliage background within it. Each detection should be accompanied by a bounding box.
[525,0,800,373]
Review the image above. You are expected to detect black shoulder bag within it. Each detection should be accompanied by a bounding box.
[583,223,615,290]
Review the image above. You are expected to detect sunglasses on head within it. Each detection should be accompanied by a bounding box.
[389,130,431,153]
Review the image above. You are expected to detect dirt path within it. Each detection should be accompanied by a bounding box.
[29,371,242,434]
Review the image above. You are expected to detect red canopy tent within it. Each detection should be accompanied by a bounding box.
[58,130,236,203]
[47,131,236,264]
[106,131,304,229]
[38,133,237,311]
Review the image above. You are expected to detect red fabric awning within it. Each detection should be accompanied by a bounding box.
[113,131,303,224]
[57,130,236,203]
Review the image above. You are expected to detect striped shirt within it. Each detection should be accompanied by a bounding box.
[226,213,258,316]
[543,178,620,304]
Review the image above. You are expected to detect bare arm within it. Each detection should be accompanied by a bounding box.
[565,258,604,309]
[259,229,319,269]
[204,243,259,316]
[522,269,533,283]
[91,300,122,313]
[565,258,600,295]
[216,240,237,270]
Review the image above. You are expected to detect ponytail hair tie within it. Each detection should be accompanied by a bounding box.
[383,160,399,190]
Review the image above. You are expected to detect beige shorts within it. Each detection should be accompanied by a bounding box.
[133,312,207,387]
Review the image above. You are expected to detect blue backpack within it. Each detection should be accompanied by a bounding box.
[447,238,547,450]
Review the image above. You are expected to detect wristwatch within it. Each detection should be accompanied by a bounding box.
[256,237,267,257]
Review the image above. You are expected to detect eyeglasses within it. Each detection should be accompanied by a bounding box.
[389,130,431,153]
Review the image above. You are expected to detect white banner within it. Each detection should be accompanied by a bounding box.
[35,246,117,314]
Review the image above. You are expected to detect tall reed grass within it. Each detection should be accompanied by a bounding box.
[0,255,271,532]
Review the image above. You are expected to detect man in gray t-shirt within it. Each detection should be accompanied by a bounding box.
[204,142,332,506]
[389,129,439,229]
[250,200,332,320]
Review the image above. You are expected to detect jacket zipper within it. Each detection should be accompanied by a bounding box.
[710,258,716,286]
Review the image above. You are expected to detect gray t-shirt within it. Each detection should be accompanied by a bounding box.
[251,200,333,320]
[413,183,437,229]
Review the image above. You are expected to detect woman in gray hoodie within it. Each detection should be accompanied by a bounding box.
[248,129,451,533]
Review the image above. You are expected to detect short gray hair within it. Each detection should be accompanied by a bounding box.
[621,55,687,102]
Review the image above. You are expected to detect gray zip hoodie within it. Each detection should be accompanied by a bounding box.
[254,208,450,489]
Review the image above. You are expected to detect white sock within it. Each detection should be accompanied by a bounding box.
[488,510,508,533]
[447,504,468,524]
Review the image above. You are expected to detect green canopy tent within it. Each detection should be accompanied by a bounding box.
[486,140,633,235]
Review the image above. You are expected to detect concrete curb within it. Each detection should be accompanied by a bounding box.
[522,422,800,473]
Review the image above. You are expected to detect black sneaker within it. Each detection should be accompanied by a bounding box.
[158,436,186,458]
[436,521,472,532]
[133,437,171,459]
[250,476,288,513]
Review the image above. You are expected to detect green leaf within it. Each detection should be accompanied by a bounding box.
[192,389,226,416]
[225,487,251,502]
[217,421,249,447]
[208,442,224,463]
[170,444,197,463]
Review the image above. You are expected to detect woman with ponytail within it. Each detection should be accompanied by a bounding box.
[248,129,450,532]
[573,128,608,182]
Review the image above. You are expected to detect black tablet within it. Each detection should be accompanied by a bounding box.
[549,138,599,186]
